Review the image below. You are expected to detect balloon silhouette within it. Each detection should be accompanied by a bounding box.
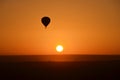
[41,16,50,28]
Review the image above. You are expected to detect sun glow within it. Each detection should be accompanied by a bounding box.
[56,45,63,52]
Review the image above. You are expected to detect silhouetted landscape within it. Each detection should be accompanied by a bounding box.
[0,55,120,80]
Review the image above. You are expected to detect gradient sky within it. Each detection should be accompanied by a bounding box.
[0,0,120,55]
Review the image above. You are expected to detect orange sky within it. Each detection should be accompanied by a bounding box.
[0,0,120,55]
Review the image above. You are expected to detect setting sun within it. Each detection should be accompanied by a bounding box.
[56,45,63,52]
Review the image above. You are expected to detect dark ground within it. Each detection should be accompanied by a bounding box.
[0,55,120,80]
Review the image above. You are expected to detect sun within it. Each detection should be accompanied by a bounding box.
[56,45,63,52]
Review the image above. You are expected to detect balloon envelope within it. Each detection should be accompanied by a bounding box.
[41,16,50,28]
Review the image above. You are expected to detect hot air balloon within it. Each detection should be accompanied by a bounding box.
[41,16,50,28]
